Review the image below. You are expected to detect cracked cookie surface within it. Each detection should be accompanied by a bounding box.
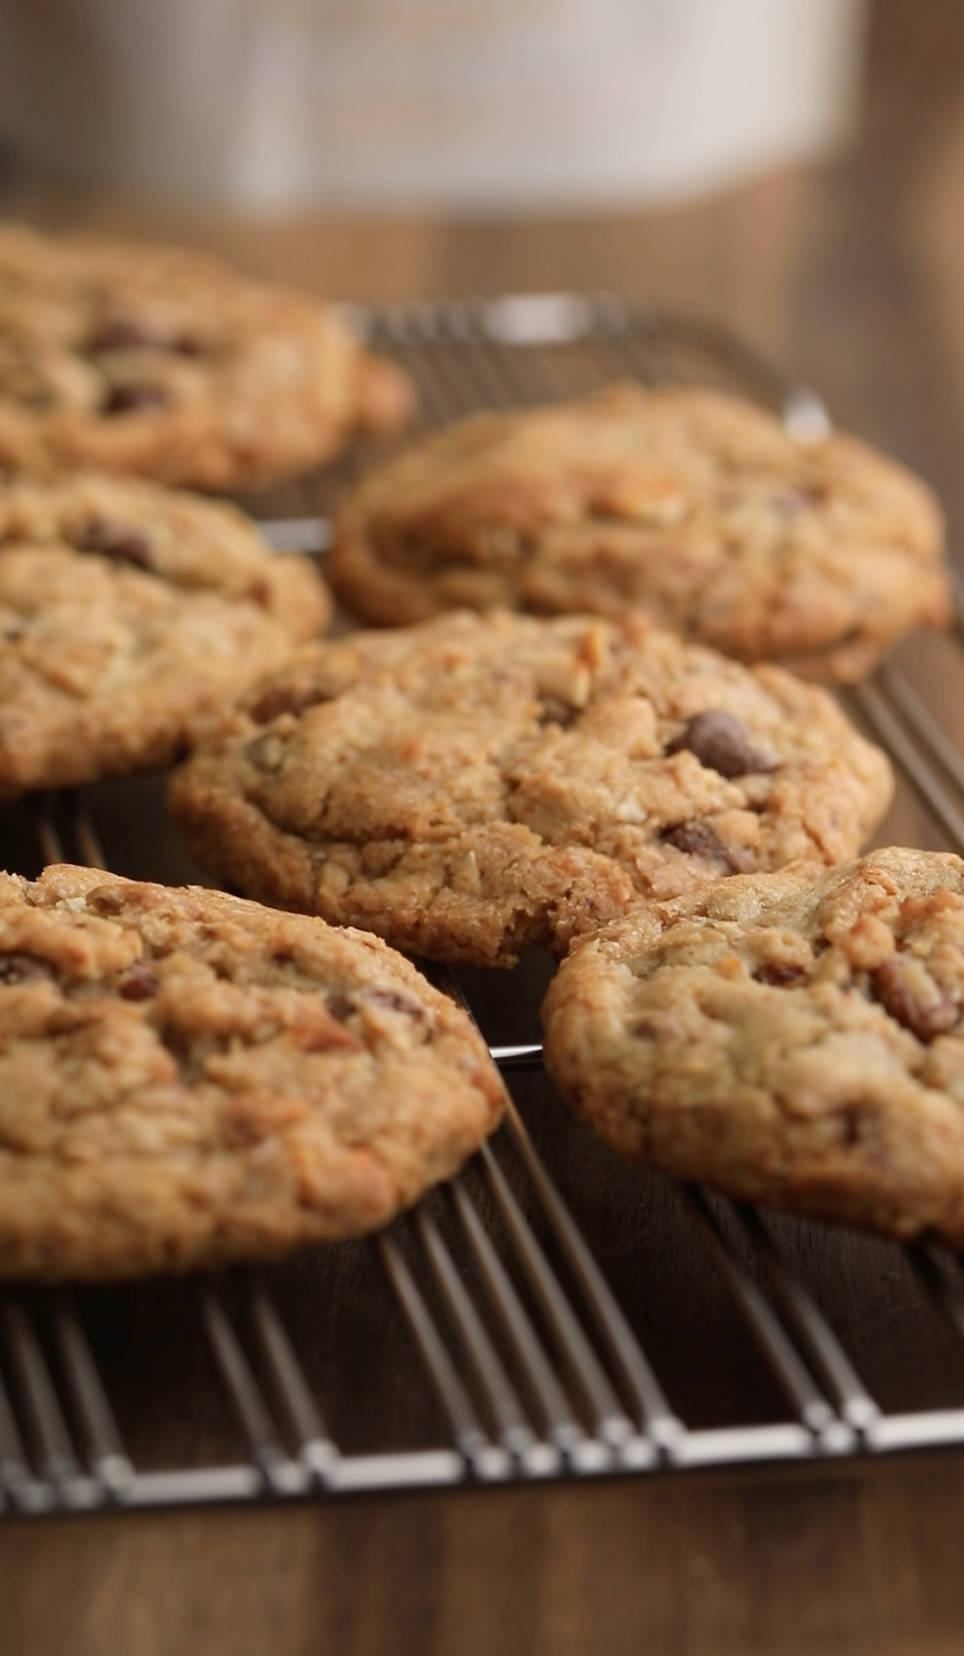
[542,847,964,1243]
[0,222,414,489]
[329,383,948,682]
[0,864,504,1278]
[167,610,893,967]
[0,472,330,794]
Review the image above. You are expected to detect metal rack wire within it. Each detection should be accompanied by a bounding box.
[3,295,964,1519]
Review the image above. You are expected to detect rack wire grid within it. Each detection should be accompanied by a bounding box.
[3,292,964,1520]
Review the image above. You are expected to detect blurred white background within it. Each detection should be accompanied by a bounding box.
[0,0,868,214]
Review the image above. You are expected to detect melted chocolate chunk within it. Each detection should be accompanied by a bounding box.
[871,958,960,1043]
[118,961,159,1001]
[74,517,153,570]
[102,383,169,415]
[0,952,57,986]
[328,993,355,1022]
[666,711,777,779]
[753,961,806,987]
[660,819,745,871]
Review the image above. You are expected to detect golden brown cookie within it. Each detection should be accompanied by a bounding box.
[0,864,505,1278]
[328,383,948,681]
[542,848,964,1244]
[0,472,331,795]
[168,610,893,967]
[0,222,414,489]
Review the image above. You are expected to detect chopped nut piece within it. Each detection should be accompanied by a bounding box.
[872,957,960,1043]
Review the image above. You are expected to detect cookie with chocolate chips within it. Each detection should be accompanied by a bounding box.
[167,610,893,967]
[0,864,504,1278]
[0,222,414,489]
[0,472,331,795]
[328,383,949,682]
[542,847,964,1244]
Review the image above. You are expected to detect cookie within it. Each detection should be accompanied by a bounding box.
[0,472,331,795]
[328,383,948,682]
[0,222,414,490]
[167,610,893,968]
[542,847,964,1244]
[0,864,505,1279]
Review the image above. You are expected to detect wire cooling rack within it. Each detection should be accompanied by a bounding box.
[3,295,964,1518]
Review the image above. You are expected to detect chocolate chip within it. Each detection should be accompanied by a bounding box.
[102,383,169,415]
[0,952,56,985]
[753,961,805,986]
[118,961,159,1001]
[360,989,426,1021]
[840,1108,862,1147]
[89,320,207,358]
[86,888,126,915]
[247,578,271,608]
[248,684,328,724]
[538,696,576,728]
[87,320,162,354]
[74,517,152,570]
[660,820,746,872]
[871,958,960,1043]
[666,711,777,779]
[632,1019,659,1039]
[328,994,355,1022]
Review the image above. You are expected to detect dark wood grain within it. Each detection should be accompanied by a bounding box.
[6,1452,964,1656]
[4,1,964,1650]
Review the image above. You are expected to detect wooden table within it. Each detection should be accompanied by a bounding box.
[5,2,964,1650]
